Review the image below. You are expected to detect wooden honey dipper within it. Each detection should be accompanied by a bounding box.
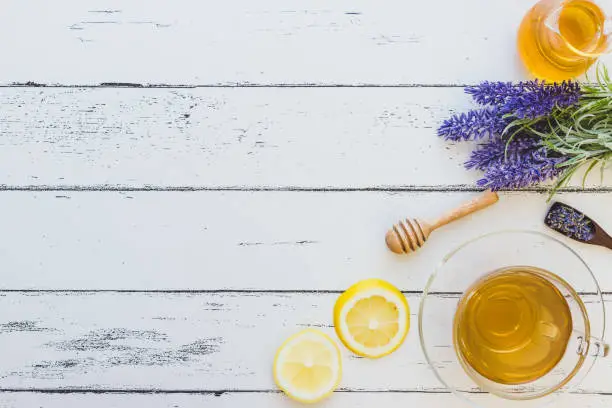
[386,191,499,254]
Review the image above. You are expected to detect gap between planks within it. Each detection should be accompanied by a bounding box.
[0,389,455,394]
[1,185,612,193]
[0,83,470,89]
[0,290,610,295]
[0,82,606,88]
[1,389,611,396]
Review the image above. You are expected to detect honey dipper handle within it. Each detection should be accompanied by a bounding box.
[429,191,499,231]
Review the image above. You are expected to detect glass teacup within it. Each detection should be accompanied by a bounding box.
[419,231,608,407]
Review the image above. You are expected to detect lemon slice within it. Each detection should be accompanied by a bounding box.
[273,329,342,403]
[334,278,410,358]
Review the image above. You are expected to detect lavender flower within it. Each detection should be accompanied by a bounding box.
[437,78,586,192]
[437,107,508,141]
[464,132,566,190]
[503,80,581,119]
[438,80,580,141]
[465,135,542,171]
[475,145,566,190]
[465,80,581,119]
[465,81,521,106]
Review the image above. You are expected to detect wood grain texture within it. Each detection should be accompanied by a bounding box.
[1,392,611,408]
[0,87,479,188]
[1,87,610,188]
[0,292,609,395]
[1,191,611,291]
[1,0,610,85]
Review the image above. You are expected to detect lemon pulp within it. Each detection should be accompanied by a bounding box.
[273,329,341,403]
[346,295,400,348]
[334,279,410,358]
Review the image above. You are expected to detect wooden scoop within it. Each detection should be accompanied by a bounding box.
[544,202,612,250]
[386,191,499,254]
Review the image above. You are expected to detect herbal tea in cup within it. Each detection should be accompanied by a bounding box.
[421,231,608,405]
[454,267,573,385]
[518,0,612,81]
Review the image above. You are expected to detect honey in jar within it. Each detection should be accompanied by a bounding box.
[518,0,609,81]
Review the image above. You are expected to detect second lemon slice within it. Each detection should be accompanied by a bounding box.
[334,279,410,358]
[273,329,342,403]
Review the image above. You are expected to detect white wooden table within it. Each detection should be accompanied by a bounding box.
[0,1,611,407]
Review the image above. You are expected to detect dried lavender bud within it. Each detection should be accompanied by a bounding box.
[545,202,595,242]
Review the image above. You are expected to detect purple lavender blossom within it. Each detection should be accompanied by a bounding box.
[437,78,582,190]
[503,80,581,119]
[465,81,521,106]
[465,133,566,189]
[465,135,542,171]
[474,143,566,190]
[437,107,508,141]
[465,80,581,119]
[437,80,580,141]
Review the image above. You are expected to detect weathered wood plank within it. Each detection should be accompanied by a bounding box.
[1,191,611,290]
[0,87,480,188]
[0,292,609,396]
[0,392,610,408]
[1,0,611,85]
[1,87,610,188]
